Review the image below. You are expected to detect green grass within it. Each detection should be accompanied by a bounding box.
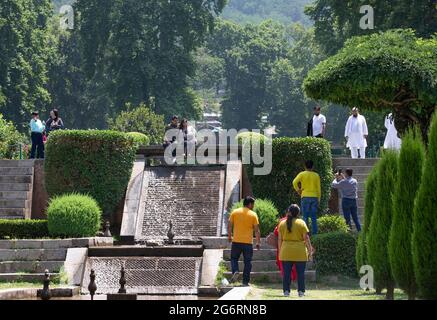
[247,276,408,300]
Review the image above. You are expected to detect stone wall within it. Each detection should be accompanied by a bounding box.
[31,160,49,220]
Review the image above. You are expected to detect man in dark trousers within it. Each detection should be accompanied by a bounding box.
[228,196,261,286]
[29,111,45,159]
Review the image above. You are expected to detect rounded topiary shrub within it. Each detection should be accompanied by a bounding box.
[316,215,349,234]
[45,130,136,216]
[47,194,102,238]
[236,132,269,145]
[127,132,150,149]
[231,199,279,237]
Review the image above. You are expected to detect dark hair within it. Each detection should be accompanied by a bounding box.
[32,111,39,116]
[171,115,178,121]
[52,109,59,121]
[179,119,188,130]
[286,205,300,232]
[346,168,353,177]
[305,160,314,169]
[314,106,321,111]
[243,196,256,207]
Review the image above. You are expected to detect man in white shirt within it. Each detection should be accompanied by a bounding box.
[345,108,369,159]
[384,113,402,150]
[308,106,327,138]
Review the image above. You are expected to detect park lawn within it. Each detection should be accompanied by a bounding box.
[246,276,408,300]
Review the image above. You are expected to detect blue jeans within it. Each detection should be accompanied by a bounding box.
[30,132,44,159]
[231,243,253,285]
[342,198,362,231]
[283,262,306,293]
[301,197,318,235]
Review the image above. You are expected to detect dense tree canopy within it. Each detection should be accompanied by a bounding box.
[304,29,437,139]
[306,0,437,55]
[0,0,54,129]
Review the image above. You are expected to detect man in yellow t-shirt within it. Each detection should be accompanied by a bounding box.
[293,160,321,235]
[228,196,261,286]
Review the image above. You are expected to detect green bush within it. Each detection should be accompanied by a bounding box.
[316,215,349,234]
[0,113,27,159]
[236,132,269,145]
[231,199,279,237]
[246,137,333,213]
[313,231,357,277]
[45,130,136,216]
[412,115,437,300]
[356,165,379,274]
[108,103,165,145]
[389,128,425,300]
[127,132,150,149]
[367,150,398,299]
[47,194,102,238]
[0,220,49,239]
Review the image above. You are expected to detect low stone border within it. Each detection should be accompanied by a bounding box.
[218,287,251,301]
[0,286,80,300]
[0,237,113,249]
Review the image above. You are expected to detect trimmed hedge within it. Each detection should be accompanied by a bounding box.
[47,194,102,238]
[316,215,349,234]
[313,231,357,278]
[247,137,333,214]
[45,130,136,216]
[0,220,49,239]
[231,199,279,237]
[127,132,150,149]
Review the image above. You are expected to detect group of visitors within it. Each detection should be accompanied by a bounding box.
[29,109,65,159]
[308,106,401,159]
[163,115,197,159]
[227,159,363,297]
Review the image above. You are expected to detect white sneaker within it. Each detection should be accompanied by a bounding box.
[298,291,305,298]
[284,291,290,297]
[230,272,240,284]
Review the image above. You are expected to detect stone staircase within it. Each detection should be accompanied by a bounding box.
[222,248,316,284]
[0,240,69,283]
[0,160,34,220]
[332,158,380,223]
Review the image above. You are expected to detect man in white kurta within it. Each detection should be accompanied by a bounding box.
[345,108,369,159]
[384,113,402,150]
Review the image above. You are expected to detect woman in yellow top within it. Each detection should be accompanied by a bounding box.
[278,204,314,297]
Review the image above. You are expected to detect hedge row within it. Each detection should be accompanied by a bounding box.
[0,220,49,239]
[246,137,333,214]
[45,130,136,216]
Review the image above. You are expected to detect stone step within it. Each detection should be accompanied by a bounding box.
[0,273,60,283]
[333,158,380,167]
[224,270,316,283]
[0,239,83,250]
[0,160,34,168]
[0,176,32,184]
[0,208,26,218]
[0,191,30,200]
[0,261,64,273]
[0,167,33,176]
[0,249,67,262]
[224,260,315,272]
[223,249,277,261]
[0,199,29,209]
[0,183,31,192]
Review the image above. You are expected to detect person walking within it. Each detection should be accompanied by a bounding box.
[293,160,321,235]
[274,212,297,282]
[228,196,261,286]
[29,111,45,159]
[345,107,368,159]
[178,119,197,158]
[307,106,327,138]
[278,204,314,297]
[332,169,362,231]
[45,109,65,136]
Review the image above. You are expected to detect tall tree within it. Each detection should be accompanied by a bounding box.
[0,0,53,130]
[74,0,226,121]
[305,0,437,55]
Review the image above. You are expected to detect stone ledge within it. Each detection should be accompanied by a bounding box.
[0,286,80,300]
[0,237,113,250]
[219,287,251,300]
